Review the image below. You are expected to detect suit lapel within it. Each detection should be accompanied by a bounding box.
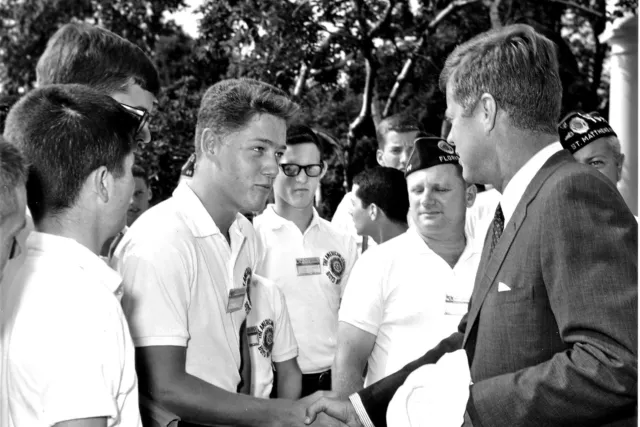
[463,151,572,347]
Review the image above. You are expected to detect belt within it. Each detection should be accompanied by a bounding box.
[303,369,331,387]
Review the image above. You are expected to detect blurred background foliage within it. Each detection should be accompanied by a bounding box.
[0,0,636,218]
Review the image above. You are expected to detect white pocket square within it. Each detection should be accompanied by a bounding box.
[498,282,511,292]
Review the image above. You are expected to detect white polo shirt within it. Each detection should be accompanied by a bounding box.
[254,205,358,374]
[465,188,500,243]
[246,274,298,398]
[112,182,260,392]
[339,227,481,386]
[1,232,140,427]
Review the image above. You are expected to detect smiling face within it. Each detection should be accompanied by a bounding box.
[273,142,323,210]
[377,130,419,172]
[407,164,470,237]
[572,136,623,185]
[214,113,287,213]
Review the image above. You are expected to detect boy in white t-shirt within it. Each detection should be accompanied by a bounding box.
[246,274,301,399]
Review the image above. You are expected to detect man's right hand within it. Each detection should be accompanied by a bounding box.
[304,397,363,427]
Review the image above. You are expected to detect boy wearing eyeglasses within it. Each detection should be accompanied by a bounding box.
[253,124,358,397]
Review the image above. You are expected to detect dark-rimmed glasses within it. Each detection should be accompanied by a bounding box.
[119,103,150,136]
[280,163,323,177]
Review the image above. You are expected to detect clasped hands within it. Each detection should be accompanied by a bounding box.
[299,391,363,427]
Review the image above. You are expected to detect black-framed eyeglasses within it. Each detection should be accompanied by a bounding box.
[119,103,150,136]
[280,163,323,177]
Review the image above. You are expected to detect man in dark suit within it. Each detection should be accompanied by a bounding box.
[304,23,637,427]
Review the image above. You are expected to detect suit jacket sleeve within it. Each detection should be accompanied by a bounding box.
[356,319,466,427]
[467,172,638,427]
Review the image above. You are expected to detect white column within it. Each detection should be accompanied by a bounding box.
[600,13,638,214]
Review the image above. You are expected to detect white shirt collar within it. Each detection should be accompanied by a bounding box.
[500,142,563,225]
[262,204,321,232]
[27,231,123,294]
[173,181,245,239]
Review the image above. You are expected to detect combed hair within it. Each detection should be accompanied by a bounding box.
[3,84,139,223]
[286,124,324,158]
[354,166,409,224]
[194,78,300,155]
[36,22,160,95]
[0,137,27,222]
[440,24,562,134]
[376,114,422,150]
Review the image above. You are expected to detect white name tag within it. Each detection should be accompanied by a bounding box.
[226,287,246,313]
[296,257,321,276]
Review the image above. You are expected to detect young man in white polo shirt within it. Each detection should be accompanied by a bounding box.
[1,84,142,426]
[113,80,342,427]
[332,135,482,397]
[331,115,420,253]
[254,124,358,397]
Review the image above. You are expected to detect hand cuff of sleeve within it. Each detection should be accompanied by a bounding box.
[349,393,376,427]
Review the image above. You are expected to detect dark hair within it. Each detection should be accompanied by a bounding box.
[3,84,139,223]
[36,22,160,96]
[0,137,27,222]
[376,114,422,150]
[354,167,409,224]
[194,78,299,156]
[132,164,149,187]
[440,24,561,134]
[286,124,324,158]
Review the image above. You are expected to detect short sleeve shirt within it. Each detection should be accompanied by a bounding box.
[112,182,260,392]
[339,228,481,386]
[254,205,358,373]
[2,232,140,427]
[246,274,298,398]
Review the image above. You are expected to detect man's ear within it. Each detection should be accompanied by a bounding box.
[147,187,153,202]
[465,183,478,208]
[478,93,498,134]
[376,149,385,166]
[369,203,378,221]
[200,128,222,157]
[92,166,111,204]
[320,160,328,179]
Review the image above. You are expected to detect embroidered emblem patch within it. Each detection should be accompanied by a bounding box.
[257,319,274,358]
[569,117,589,134]
[323,251,346,285]
[437,140,456,155]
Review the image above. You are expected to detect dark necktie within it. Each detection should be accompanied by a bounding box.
[489,203,504,257]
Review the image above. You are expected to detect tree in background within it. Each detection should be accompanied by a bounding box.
[0,0,636,216]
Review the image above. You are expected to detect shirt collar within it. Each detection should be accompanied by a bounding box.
[262,204,321,232]
[405,226,479,256]
[27,231,122,294]
[173,181,245,239]
[500,142,563,225]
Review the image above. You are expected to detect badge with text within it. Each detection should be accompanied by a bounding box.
[226,287,246,313]
[247,326,260,347]
[296,257,322,276]
[323,251,346,285]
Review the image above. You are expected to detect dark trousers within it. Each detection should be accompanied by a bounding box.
[300,369,331,397]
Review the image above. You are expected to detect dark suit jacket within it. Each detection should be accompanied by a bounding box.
[357,151,638,427]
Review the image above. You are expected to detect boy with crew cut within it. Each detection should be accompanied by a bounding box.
[254,124,358,397]
[2,84,143,427]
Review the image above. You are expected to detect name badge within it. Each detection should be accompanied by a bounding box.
[247,326,259,347]
[226,287,246,313]
[296,257,321,276]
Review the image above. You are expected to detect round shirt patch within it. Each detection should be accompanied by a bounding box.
[258,319,274,358]
[437,140,456,155]
[323,251,346,285]
[569,117,589,134]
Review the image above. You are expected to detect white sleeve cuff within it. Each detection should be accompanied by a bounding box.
[349,393,376,427]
